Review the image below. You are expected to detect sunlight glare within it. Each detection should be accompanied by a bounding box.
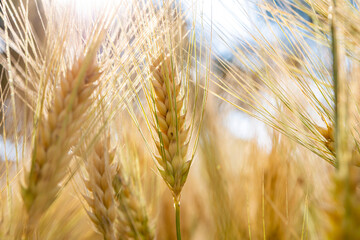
[57,0,121,18]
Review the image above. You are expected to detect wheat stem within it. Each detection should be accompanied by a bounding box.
[331,0,350,175]
[174,198,181,240]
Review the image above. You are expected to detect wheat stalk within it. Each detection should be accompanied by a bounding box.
[121,5,208,238]
[21,53,101,227]
[149,52,194,240]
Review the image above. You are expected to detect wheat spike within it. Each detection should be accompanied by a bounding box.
[84,136,117,240]
[112,169,153,240]
[150,53,190,200]
[21,54,101,225]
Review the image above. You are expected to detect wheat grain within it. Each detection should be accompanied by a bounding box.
[316,125,360,166]
[316,125,335,154]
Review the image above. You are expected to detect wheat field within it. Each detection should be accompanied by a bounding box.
[0,0,359,239]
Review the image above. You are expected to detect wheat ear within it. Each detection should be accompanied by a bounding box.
[150,54,190,201]
[112,169,153,240]
[21,54,101,225]
[84,136,117,240]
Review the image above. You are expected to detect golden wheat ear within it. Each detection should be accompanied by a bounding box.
[150,53,191,201]
[84,136,117,240]
[112,166,154,240]
[21,51,101,228]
